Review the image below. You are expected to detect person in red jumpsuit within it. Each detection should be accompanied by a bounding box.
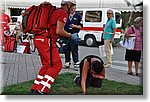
[31,0,78,95]
[0,9,11,46]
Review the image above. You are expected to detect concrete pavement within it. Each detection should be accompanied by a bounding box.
[0,51,143,87]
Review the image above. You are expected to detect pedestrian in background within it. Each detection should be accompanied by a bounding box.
[125,17,143,76]
[103,9,116,68]
[15,10,24,43]
[64,4,83,68]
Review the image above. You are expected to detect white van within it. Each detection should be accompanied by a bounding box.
[76,8,122,46]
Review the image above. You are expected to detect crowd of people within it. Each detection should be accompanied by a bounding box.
[0,0,143,95]
[0,7,25,52]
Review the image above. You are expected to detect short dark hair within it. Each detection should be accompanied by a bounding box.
[61,4,67,6]
[91,61,104,74]
[70,4,76,8]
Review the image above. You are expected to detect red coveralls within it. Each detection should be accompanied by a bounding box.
[0,13,11,46]
[31,8,68,94]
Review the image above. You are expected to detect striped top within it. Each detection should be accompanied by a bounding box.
[125,25,143,51]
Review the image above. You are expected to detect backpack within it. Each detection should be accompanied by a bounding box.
[22,2,56,34]
[22,2,56,67]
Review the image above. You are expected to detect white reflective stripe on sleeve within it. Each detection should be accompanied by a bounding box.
[37,75,44,79]
[34,80,40,85]
[35,38,44,42]
[44,75,54,83]
[41,81,51,89]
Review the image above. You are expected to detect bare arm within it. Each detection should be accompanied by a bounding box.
[70,24,82,30]
[110,28,116,43]
[92,68,105,79]
[81,59,89,95]
[92,74,105,79]
[56,21,72,38]
[112,28,116,38]
[124,27,136,38]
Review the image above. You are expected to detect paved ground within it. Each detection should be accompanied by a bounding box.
[0,51,143,88]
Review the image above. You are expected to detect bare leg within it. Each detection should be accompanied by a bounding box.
[134,61,140,74]
[128,61,133,73]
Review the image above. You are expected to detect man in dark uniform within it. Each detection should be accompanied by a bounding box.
[64,4,83,68]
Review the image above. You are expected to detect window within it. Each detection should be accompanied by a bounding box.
[10,8,25,16]
[85,11,102,22]
[115,12,121,24]
[11,17,17,23]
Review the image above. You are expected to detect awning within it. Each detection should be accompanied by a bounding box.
[1,0,143,12]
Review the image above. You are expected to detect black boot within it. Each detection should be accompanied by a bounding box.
[33,90,47,95]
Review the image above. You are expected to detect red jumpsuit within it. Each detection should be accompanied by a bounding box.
[0,13,11,46]
[31,8,68,94]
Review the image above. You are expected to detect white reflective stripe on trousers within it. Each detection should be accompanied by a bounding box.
[34,80,40,85]
[37,75,44,79]
[44,75,55,83]
[41,80,51,92]
[34,75,44,85]
[40,75,54,92]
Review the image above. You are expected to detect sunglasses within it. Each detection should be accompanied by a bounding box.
[107,13,112,15]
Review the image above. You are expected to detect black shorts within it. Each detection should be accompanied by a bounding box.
[74,75,102,88]
[125,49,141,62]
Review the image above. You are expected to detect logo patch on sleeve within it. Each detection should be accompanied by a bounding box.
[63,18,67,23]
